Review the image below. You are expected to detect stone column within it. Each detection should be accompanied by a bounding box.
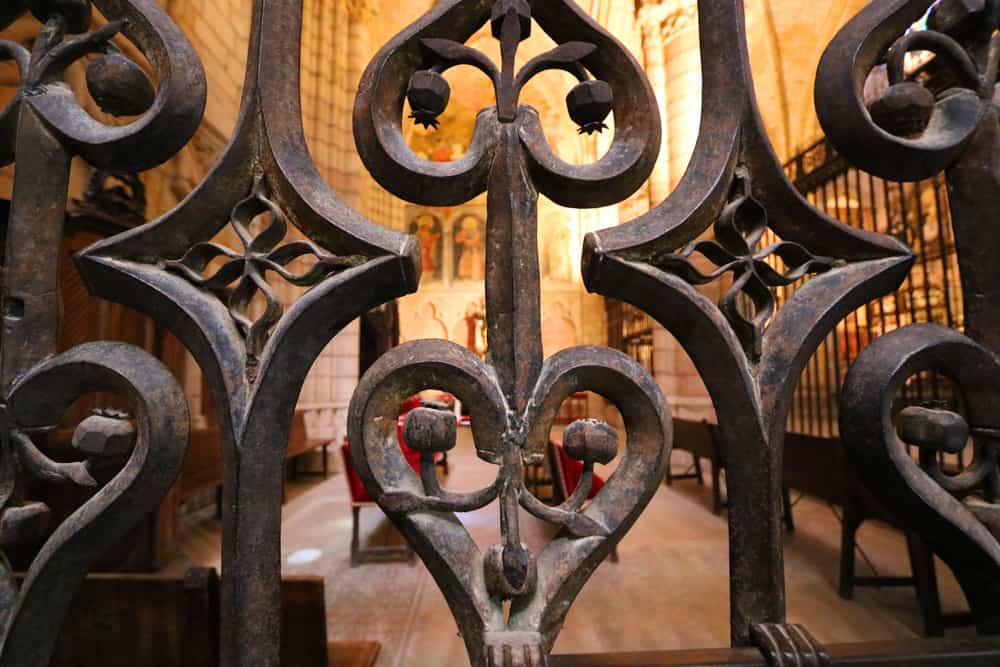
[637,0,672,206]
[343,0,376,210]
[661,0,700,189]
[637,0,713,422]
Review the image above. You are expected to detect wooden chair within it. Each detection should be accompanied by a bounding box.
[341,442,415,566]
[664,418,708,487]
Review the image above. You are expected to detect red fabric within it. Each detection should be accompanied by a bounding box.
[342,397,438,503]
[554,442,605,500]
[341,443,373,503]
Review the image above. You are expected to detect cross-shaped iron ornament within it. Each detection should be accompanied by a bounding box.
[350,0,670,664]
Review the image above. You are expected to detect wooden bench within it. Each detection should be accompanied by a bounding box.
[783,432,973,637]
[177,409,332,517]
[35,568,380,667]
[669,420,963,635]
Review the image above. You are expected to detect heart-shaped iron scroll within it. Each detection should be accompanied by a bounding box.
[351,0,667,664]
[350,343,670,665]
[1,343,189,667]
[840,324,1000,633]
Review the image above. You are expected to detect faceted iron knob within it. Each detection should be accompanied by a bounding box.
[484,543,537,599]
[567,80,613,135]
[86,54,156,117]
[563,419,618,465]
[868,82,935,138]
[403,407,457,454]
[898,406,970,454]
[406,70,450,130]
[31,0,91,33]
[72,409,137,457]
[491,0,531,42]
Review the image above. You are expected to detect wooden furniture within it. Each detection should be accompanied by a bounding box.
[35,568,380,667]
[341,442,416,566]
[665,419,712,501]
[667,419,967,636]
[783,431,973,637]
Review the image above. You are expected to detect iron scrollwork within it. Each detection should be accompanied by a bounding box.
[0,0,985,665]
[3,0,419,665]
[351,1,669,664]
[818,0,1000,636]
[0,1,199,665]
[582,0,912,647]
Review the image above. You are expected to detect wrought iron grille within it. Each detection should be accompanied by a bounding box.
[782,138,964,437]
[1,0,1000,666]
[606,299,655,375]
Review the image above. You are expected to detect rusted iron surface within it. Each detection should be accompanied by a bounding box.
[582,0,912,648]
[0,0,998,666]
[819,0,1000,638]
[351,2,670,662]
[0,2,199,665]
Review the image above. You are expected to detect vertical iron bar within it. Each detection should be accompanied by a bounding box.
[486,125,542,412]
[1,109,71,393]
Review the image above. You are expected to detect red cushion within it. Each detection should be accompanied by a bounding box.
[554,442,605,500]
[341,443,373,503]
[342,399,436,503]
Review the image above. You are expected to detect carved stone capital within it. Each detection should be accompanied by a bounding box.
[347,0,376,22]
[637,0,698,43]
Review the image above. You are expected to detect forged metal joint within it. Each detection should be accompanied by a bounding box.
[29,0,91,34]
[928,0,990,35]
[72,409,137,457]
[484,543,537,599]
[751,623,831,667]
[491,0,531,42]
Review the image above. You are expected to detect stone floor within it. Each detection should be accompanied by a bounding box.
[172,429,970,666]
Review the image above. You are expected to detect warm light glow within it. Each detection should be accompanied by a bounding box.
[287,548,323,565]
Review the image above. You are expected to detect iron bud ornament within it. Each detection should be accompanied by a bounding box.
[566,79,613,135]
[86,54,156,117]
[352,0,668,662]
[407,70,451,130]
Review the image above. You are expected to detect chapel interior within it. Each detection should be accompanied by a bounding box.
[0,1,981,666]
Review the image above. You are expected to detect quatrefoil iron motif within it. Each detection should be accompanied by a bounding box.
[350,0,669,664]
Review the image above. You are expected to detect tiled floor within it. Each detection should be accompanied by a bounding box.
[172,430,970,666]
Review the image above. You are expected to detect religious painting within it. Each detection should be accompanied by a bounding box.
[409,213,443,281]
[539,216,573,282]
[453,214,485,282]
[451,300,486,358]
